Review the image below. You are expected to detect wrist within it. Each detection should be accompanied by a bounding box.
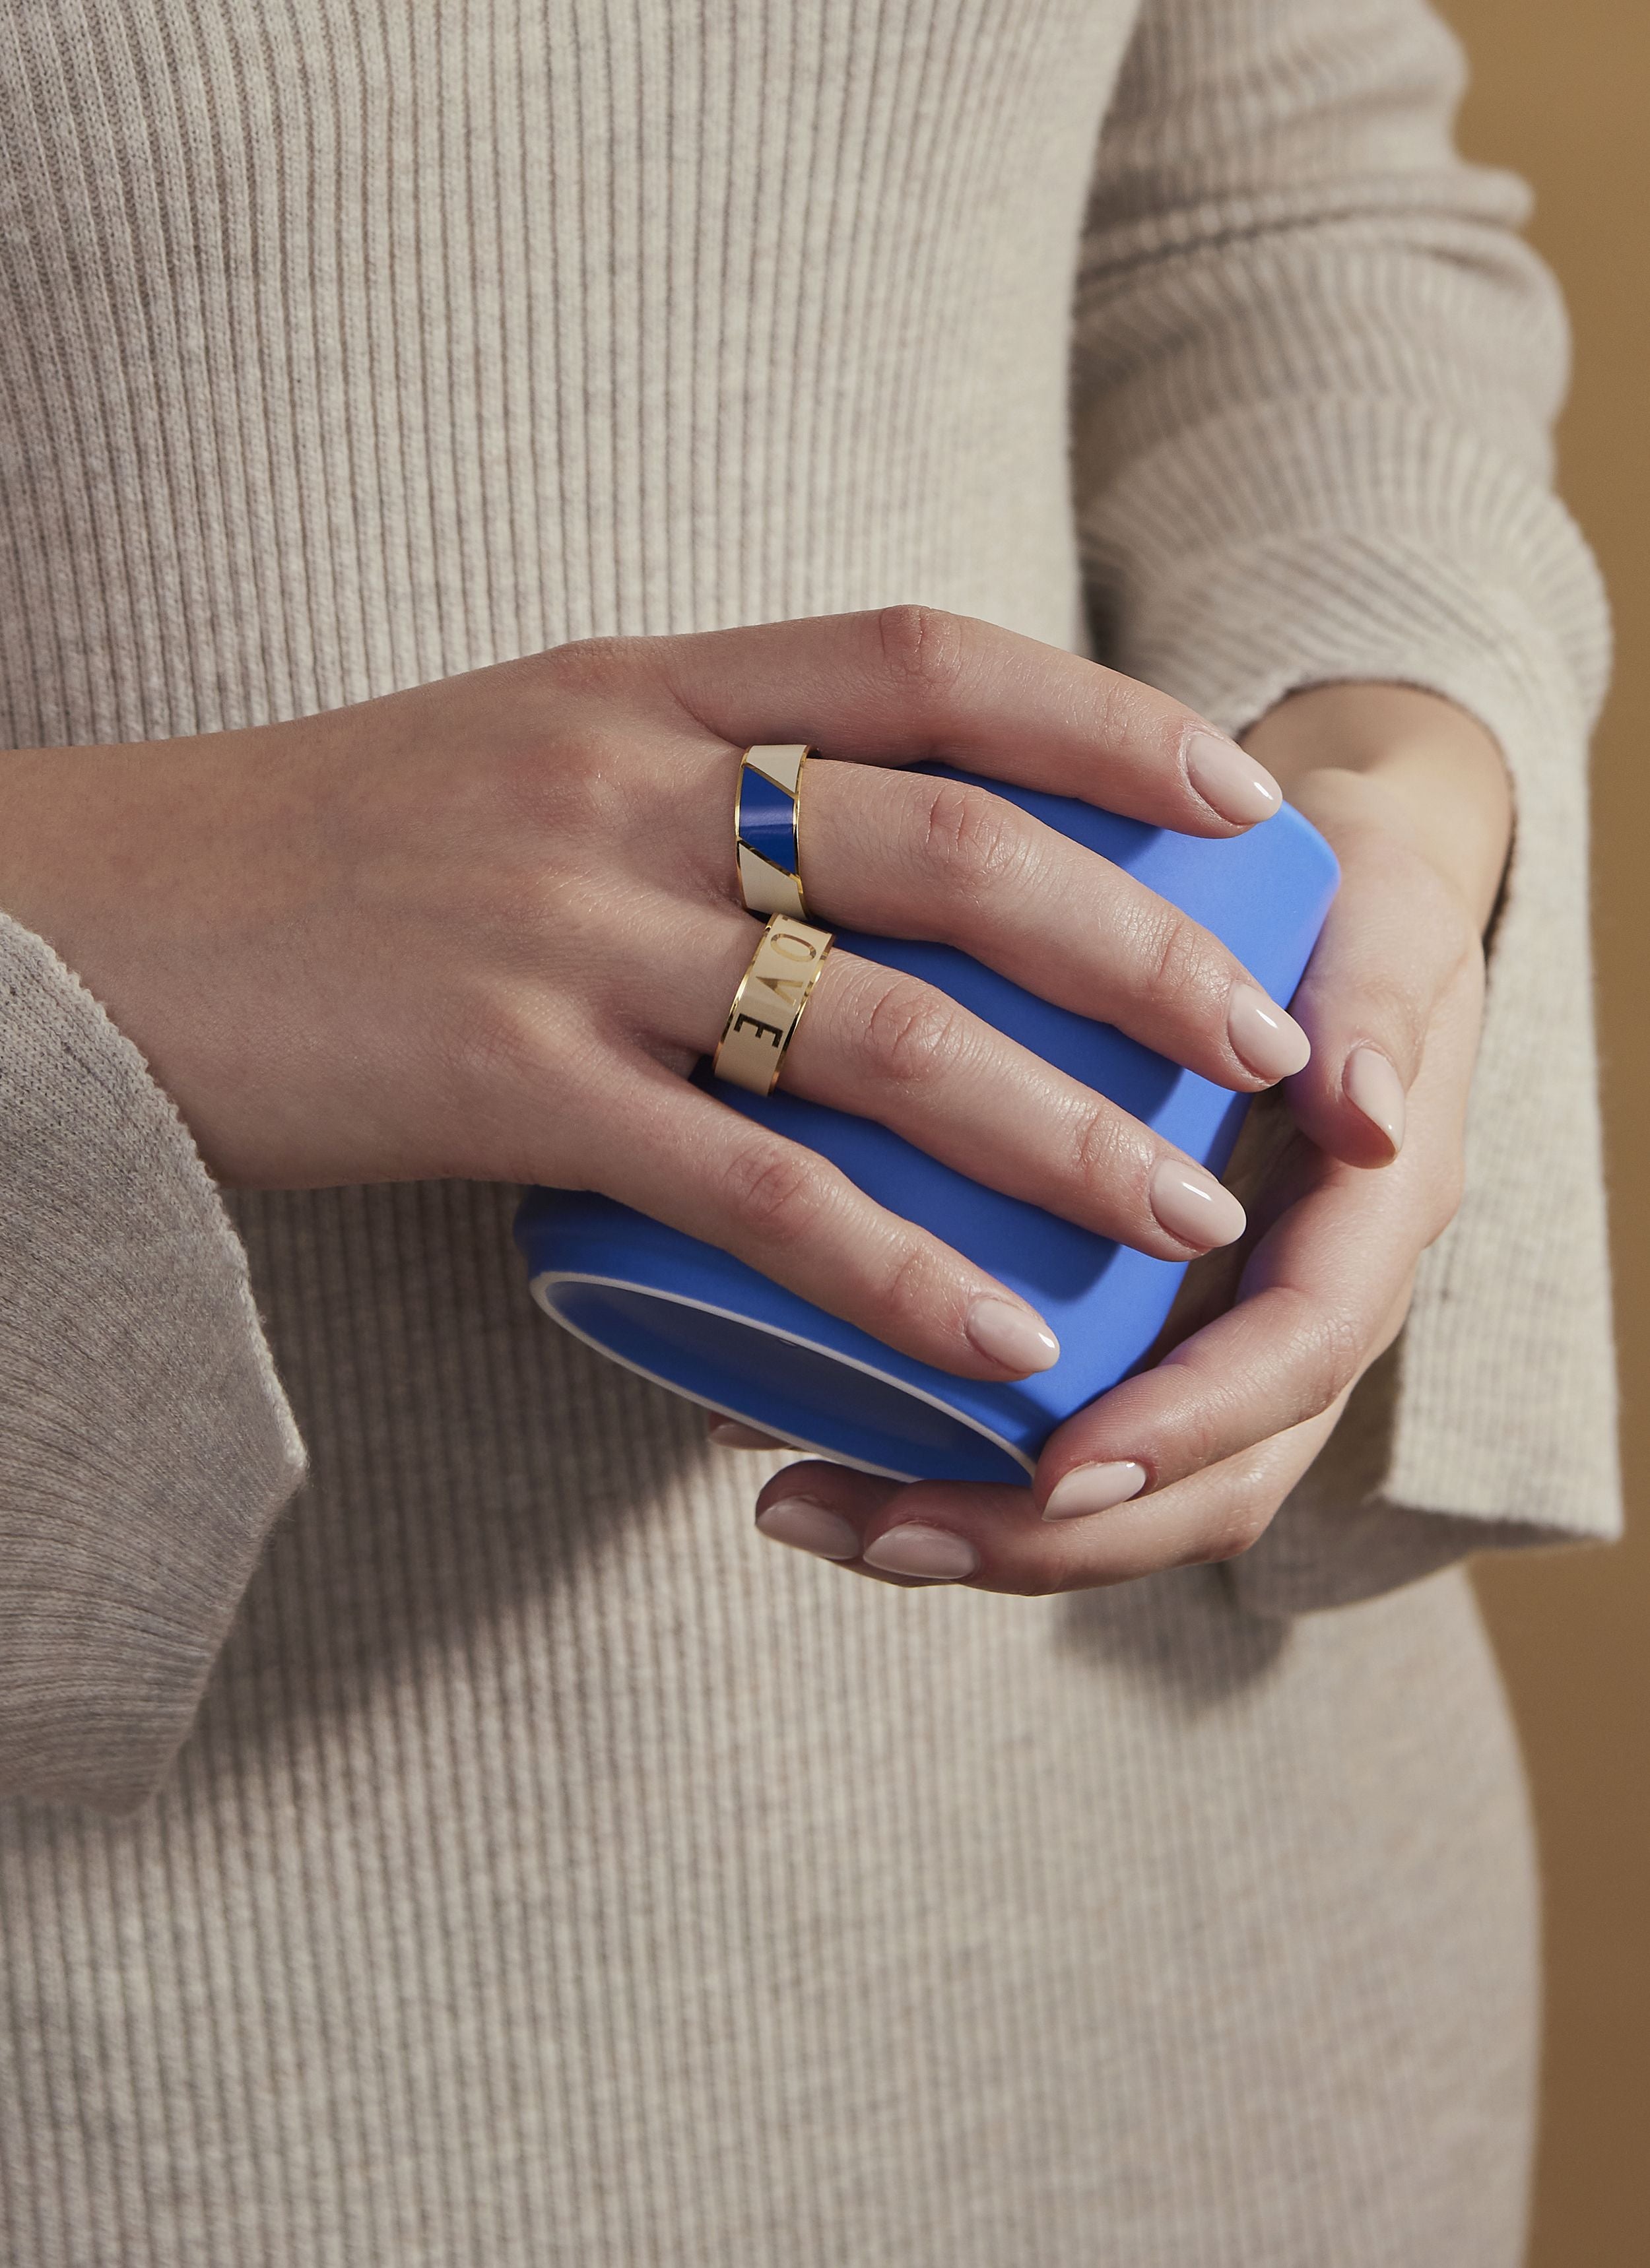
[1242,682,1513,933]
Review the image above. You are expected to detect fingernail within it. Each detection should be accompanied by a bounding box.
[862,1524,980,1581]
[1185,731,1282,826]
[755,1500,862,1561]
[1227,984,1311,1082]
[710,1418,784,1448]
[1149,1158,1247,1250]
[966,1296,1060,1375]
[1041,1461,1148,1520]
[1344,1045,1406,1156]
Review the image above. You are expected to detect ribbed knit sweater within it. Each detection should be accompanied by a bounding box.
[0,3,1618,2263]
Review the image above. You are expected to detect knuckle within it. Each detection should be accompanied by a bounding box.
[862,973,968,1089]
[1182,1486,1276,1566]
[435,985,550,1103]
[539,632,649,699]
[518,737,638,841]
[874,603,967,711]
[549,635,630,694]
[873,1238,945,1340]
[717,1140,826,1255]
[1069,1098,1127,1194]
[1143,905,1216,1016]
[1282,1293,1366,1422]
[919,779,1026,899]
[1368,987,1428,1074]
[1212,1497,1275,1562]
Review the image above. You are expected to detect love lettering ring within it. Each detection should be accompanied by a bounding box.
[711,914,835,1097]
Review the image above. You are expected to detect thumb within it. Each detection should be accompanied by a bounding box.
[1282,781,1484,1169]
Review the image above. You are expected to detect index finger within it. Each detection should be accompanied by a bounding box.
[648,606,1283,835]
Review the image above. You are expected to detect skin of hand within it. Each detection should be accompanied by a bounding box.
[0,606,1307,1388]
[735,680,1516,1590]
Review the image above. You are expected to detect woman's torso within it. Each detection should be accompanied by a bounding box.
[0,9,1536,2263]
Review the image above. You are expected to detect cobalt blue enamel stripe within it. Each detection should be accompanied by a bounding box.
[737,766,800,873]
[735,744,811,918]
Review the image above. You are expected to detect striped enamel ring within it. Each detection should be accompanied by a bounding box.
[735,743,812,920]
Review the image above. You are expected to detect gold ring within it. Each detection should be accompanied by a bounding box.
[712,913,835,1096]
[735,744,812,920]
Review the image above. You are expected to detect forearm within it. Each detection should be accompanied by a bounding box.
[1244,682,1513,936]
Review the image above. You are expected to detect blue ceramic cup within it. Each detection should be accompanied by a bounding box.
[515,765,1338,1486]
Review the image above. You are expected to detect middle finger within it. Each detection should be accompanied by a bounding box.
[797,760,1311,1089]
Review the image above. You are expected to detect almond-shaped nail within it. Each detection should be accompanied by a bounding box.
[1185,731,1282,827]
[966,1296,1060,1375]
[1149,1159,1246,1250]
[1041,1461,1148,1520]
[862,1524,979,1580]
[755,1500,861,1561]
[1344,1045,1406,1157]
[1227,984,1311,1082]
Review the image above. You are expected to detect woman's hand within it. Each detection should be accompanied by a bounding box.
[0,607,1304,1386]
[739,684,1515,1586]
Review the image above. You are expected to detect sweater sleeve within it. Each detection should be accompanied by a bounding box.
[1072,0,1620,1610]
[0,909,305,1811]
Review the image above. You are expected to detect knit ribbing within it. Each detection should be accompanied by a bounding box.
[0,1,1608,2259]
[0,913,303,1808]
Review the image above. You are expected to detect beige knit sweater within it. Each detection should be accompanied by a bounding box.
[0,2,1618,2262]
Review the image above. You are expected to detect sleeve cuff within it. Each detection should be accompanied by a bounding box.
[0,912,306,1811]
[1083,400,1621,1605]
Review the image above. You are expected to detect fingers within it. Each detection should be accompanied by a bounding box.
[591,1060,1063,1380]
[651,908,1251,1262]
[1030,1173,1414,1517]
[1029,959,1479,1512]
[1279,769,1485,1169]
[645,606,1283,835]
[783,949,1247,1258]
[799,760,1309,1087]
[747,1402,1343,1594]
[738,965,1468,1590]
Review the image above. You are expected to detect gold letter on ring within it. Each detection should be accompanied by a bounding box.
[712,915,835,1096]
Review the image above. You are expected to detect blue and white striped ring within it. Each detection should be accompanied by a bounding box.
[735,744,812,920]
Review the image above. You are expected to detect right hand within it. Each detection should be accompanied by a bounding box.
[0,607,1306,1383]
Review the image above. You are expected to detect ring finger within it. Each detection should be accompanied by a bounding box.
[663,907,1252,1262]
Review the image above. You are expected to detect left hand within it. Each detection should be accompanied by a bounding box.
[724,683,1515,1590]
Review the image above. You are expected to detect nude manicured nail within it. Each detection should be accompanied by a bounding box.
[1344,1045,1406,1155]
[710,1418,785,1448]
[755,1501,861,1561]
[1149,1159,1247,1250]
[966,1297,1060,1375]
[1227,985,1311,1082]
[1041,1461,1148,1520]
[862,1524,980,1581]
[1185,732,1282,826]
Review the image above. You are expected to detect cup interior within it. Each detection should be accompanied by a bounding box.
[534,1270,1035,1485]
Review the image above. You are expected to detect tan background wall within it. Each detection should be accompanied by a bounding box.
[1432,4,1649,2262]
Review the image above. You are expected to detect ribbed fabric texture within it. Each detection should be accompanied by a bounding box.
[0,913,303,1807]
[0,1,1614,2260]
[3,1186,1544,2267]
[1072,0,1619,1584]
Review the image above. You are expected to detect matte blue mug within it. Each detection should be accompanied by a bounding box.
[515,764,1339,1486]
